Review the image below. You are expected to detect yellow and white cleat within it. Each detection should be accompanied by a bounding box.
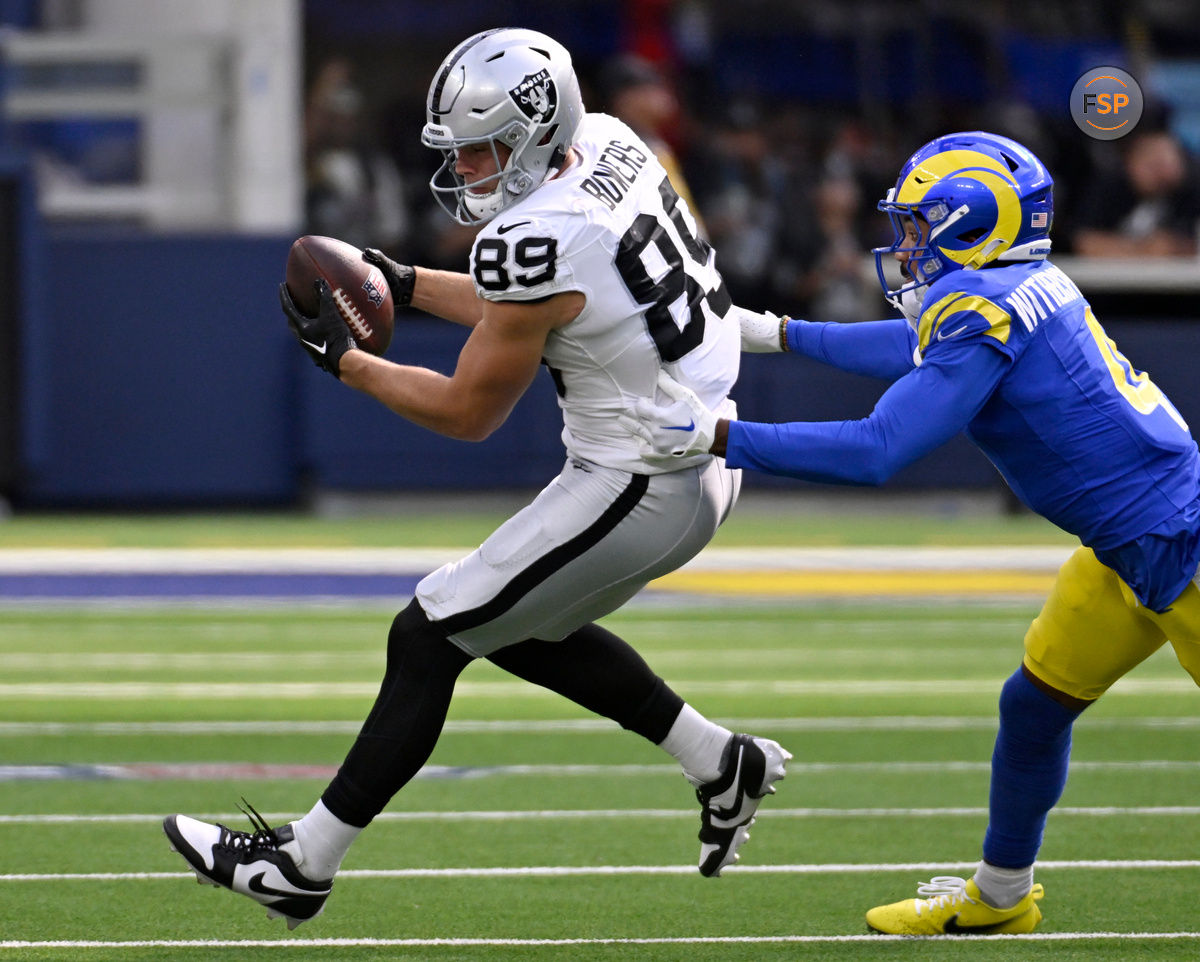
[866,876,1044,935]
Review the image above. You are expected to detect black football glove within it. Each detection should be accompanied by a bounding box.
[362,248,416,306]
[279,279,356,378]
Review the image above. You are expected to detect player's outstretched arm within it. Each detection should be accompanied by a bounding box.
[363,248,484,329]
[628,346,1010,482]
[783,316,916,380]
[735,302,916,381]
[338,290,583,441]
[728,347,1009,484]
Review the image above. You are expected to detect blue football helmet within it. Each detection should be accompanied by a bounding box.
[873,131,1054,314]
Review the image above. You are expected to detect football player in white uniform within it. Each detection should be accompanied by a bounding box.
[165,27,789,928]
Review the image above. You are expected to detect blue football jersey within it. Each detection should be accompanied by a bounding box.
[916,261,1199,552]
[730,258,1200,607]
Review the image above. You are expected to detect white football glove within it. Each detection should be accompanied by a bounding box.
[620,370,719,460]
[736,305,788,353]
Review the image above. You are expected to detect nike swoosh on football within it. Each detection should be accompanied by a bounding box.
[300,338,328,355]
[936,324,969,341]
[664,420,696,432]
[942,914,1028,935]
[496,221,531,235]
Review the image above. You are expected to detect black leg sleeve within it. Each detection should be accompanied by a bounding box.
[487,622,684,743]
[321,598,473,828]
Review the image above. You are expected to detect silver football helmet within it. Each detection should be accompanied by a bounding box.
[422,28,585,224]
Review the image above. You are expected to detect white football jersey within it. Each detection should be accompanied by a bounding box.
[469,112,739,473]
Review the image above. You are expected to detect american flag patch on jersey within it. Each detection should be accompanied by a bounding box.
[1031,212,1048,228]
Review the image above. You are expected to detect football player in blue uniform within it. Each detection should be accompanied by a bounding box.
[627,131,1200,934]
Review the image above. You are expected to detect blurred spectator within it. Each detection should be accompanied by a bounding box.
[791,175,878,323]
[688,98,799,312]
[597,54,702,222]
[1072,127,1200,258]
[412,205,482,273]
[304,58,409,253]
[820,118,901,252]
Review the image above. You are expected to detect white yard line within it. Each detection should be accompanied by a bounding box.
[2,932,1199,948]
[3,715,1198,736]
[0,545,1075,573]
[0,677,1191,699]
[3,758,1200,784]
[3,805,1200,826]
[5,859,1200,883]
[2,710,1200,734]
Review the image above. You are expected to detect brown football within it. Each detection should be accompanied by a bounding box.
[285,235,394,356]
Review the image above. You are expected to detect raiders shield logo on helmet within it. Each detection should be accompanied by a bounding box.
[509,69,558,122]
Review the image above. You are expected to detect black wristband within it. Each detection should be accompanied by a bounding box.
[363,249,417,307]
[393,264,416,306]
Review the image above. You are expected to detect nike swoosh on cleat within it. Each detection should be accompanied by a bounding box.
[245,871,329,900]
[300,338,328,355]
[942,914,1026,934]
[710,745,748,822]
[664,420,696,432]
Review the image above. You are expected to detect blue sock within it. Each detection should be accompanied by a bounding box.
[982,668,1082,868]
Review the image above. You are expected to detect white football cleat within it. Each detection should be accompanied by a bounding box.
[163,801,333,930]
[694,733,792,877]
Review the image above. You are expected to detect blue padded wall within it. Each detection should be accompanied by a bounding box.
[22,230,299,505]
[15,225,1200,506]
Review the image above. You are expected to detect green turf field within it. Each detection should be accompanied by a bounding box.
[3,603,1198,959]
[0,491,1076,549]
[1,505,1196,959]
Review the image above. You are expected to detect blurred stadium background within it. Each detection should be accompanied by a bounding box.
[0,0,1198,513]
[3,6,1200,954]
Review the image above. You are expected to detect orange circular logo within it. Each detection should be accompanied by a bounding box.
[1070,67,1144,140]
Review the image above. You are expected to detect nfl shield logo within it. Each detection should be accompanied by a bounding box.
[363,268,386,308]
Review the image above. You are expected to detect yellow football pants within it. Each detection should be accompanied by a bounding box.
[1023,546,1200,702]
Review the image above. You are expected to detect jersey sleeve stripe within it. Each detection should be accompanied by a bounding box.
[918,291,1012,352]
[917,291,961,350]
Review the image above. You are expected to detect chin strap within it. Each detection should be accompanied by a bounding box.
[888,288,925,330]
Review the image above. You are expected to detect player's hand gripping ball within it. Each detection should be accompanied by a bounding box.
[284,235,394,355]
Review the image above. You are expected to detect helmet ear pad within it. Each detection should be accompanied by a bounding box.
[923,176,1004,269]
